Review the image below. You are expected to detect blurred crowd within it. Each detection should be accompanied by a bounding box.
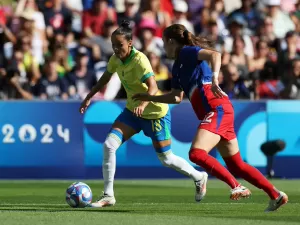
[0,0,299,101]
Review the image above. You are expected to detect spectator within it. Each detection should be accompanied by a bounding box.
[228,0,262,35]
[134,18,163,55]
[277,31,300,75]
[140,0,171,37]
[43,0,73,38]
[291,0,300,32]
[249,40,272,78]
[64,0,84,33]
[223,15,254,58]
[227,35,250,80]
[90,19,118,61]
[66,47,97,99]
[0,17,16,68]
[39,57,68,100]
[52,44,73,77]
[0,0,298,101]
[210,0,227,35]
[256,17,279,49]
[172,0,195,34]
[5,48,40,100]
[220,63,251,99]
[204,19,225,52]
[15,0,46,65]
[281,59,300,99]
[146,51,171,92]
[265,0,295,38]
[194,8,211,36]
[82,0,117,38]
[0,67,7,99]
[256,61,283,99]
[188,0,210,23]
[117,0,140,27]
[82,0,113,10]
[17,32,41,82]
[77,37,102,69]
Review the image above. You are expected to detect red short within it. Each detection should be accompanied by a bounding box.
[198,103,236,141]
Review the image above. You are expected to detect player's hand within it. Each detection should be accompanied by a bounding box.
[9,75,20,87]
[132,93,152,101]
[79,97,91,114]
[133,104,146,117]
[211,76,227,98]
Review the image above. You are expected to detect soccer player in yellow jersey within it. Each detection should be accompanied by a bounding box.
[79,21,208,207]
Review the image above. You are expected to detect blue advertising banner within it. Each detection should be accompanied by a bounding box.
[84,101,268,168]
[0,100,299,178]
[0,102,84,178]
[266,101,300,177]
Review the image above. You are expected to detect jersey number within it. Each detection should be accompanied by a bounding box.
[151,120,162,132]
[202,112,215,124]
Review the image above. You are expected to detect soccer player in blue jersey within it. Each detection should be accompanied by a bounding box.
[79,21,208,207]
[133,24,288,212]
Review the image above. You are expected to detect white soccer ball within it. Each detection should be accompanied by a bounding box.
[66,182,92,208]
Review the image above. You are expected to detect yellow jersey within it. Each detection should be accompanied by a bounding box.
[107,47,168,120]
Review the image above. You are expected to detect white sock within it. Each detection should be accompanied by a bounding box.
[102,133,121,196]
[157,151,204,181]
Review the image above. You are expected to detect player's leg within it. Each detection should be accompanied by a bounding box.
[153,139,208,202]
[218,138,288,211]
[102,121,137,196]
[91,109,140,208]
[189,128,241,190]
[143,110,208,202]
[188,105,251,200]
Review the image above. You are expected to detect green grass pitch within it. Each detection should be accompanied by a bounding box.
[0,179,299,225]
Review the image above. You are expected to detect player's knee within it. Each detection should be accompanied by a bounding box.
[223,152,246,171]
[189,148,208,163]
[158,152,175,167]
[103,129,123,153]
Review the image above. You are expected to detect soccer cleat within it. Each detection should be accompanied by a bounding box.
[230,185,251,200]
[194,172,208,202]
[87,193,116,208]
[264,191,288,212]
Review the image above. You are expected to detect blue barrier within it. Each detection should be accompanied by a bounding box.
[0,100,299,178]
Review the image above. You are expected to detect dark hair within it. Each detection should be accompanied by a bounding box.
[112,20,133,41]
[44,55,57,64]
[232,35,245,47]
[255,40,268,51]
[104,19,115,28]
[163,24,216,51]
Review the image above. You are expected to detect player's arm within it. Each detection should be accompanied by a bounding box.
[132,88,184,104]
[139,76,158,108]
[85,71,112,99]
[80,70,112,114]
[197,48,226,97]
[85,54,117,100]
[197,49,221,80]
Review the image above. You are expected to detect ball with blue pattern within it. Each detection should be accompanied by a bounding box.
[66,182,92,208]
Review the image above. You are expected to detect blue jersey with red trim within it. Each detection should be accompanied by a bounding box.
[172,46,212,95]
[172,46,230,120]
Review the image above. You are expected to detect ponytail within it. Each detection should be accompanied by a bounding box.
[112,20,133,41]
[164,24,216,51]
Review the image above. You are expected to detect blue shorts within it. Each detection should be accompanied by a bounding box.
[115,108,171,142]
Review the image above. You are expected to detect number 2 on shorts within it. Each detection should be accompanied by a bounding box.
[202,112,214,124]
